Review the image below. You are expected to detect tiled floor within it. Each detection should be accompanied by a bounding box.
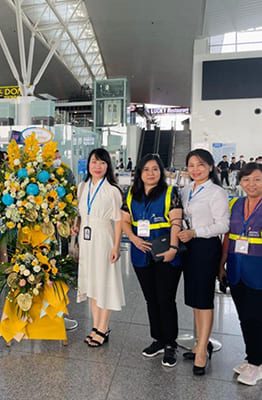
[0,245,261,400]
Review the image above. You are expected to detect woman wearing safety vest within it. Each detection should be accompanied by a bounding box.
[121,153,182,368]
[219,162,262,386]
[178,149,229,376]
[72,148,125,347]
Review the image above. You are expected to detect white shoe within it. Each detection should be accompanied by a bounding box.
[237,364,262,386]
[233,361,248,374]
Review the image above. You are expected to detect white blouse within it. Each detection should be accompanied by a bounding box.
[181,179,229,239]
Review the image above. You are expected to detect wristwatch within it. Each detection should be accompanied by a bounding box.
[169,245,179,251]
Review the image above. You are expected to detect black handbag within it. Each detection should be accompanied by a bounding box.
[149,234,187,262]
[150,234,170,262]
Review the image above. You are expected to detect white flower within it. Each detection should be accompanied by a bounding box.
[32,288,39,296]
[17,200,22,207]
[33,265,41,273]
[3,189,8,194]
[6,210,11,218]
[59,211,65,217]
[33,161,38,167]
[9,204,16,209]
[46,184,52,191]
[14,159,21,166]
[17,190,26,198]
[41,202,48,210]
[25,202,33,209]
[4,180,10,187]
[10,192,16,198]
[23,269,30,276]
[26,162,32,168]
[28,274,35,283]
[44,216,50,223]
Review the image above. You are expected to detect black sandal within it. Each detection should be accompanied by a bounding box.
[84,327,98,344]
[88,329,111,347]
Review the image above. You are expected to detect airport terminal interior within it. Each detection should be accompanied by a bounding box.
[0,0,262,399]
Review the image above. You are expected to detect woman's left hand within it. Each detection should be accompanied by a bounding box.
[110,247,120,263]
[156,248,177,263]
[178,229,195,243]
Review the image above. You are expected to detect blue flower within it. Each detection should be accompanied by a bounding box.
[37,170,50,183]
[56,186,66,198]
[26,183,39,196]
[2,194,14,206]
[17,168,28,179]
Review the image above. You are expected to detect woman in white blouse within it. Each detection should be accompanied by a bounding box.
[178,149,229,376]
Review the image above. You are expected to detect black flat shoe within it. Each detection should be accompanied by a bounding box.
[88,329,111,347]
[183,351,196,360]
[84,327,98,344]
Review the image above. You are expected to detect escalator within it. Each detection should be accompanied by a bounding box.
[137,127,174,168]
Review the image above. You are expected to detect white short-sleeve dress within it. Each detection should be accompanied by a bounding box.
[77,178,125,311]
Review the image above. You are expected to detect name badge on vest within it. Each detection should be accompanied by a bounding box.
[84,226,92,240]
[137,220,150,237]
[235,238,249,254]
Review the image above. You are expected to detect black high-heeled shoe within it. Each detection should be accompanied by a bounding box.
[183,351,196,360]
[207,341,213,360]
[193,342,214,375]
[84,327,98,344]
[183,341,213,361]
[88,329,111,347]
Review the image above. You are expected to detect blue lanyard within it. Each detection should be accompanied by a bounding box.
[241,197,262,235]
[87,178,105,215]
[188,185,204,201]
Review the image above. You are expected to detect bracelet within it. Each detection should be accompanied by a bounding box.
[169,245,179,251]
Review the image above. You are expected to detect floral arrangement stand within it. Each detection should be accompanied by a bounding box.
[0,134,77,345]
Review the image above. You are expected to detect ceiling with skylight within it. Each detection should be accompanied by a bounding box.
[6,0,106,86]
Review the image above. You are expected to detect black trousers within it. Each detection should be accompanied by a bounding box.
[220,171,229,186]
[134,261,182,347]
[230,280,262,366]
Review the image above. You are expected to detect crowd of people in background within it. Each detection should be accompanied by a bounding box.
[217,154,262,187]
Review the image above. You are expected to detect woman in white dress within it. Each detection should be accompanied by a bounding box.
[72,148,125,347]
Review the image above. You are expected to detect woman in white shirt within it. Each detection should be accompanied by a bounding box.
[178,149,229,376]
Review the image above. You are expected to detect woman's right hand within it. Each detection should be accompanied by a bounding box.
[218,262,227,282]
[71,226,79,236]
[132,236,152,253]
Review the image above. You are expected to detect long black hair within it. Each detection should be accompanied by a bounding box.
[131,153,167,201]
[239,162,262,181]
[186,148,221,186]
[85,148,121,192]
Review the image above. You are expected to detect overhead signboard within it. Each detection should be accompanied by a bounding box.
[0,86,21,98]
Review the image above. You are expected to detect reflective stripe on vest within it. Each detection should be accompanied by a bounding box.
[229,233,262,244]
[126,186,172,230]
[229,197,239,214]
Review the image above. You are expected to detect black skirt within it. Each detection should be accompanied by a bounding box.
[183,237,222,309]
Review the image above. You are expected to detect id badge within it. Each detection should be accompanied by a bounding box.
[83,226,92,240]
[137,220,150,237]
[235,238,249,254]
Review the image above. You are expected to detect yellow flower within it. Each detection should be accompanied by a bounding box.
[66,193,73,202]
[13,264,20,273]
[19,207,25,214]
[22,226,31,234]
[32,260,38,266]
[23,133,40,162]
[6,222,15,229]
[42,141,57,167]
[34,225,41,231]
[31,177,36,182]
[58,202,66,210]
[52,267,58,275]
[7,140,21,170]
[35,196,43,205]
[72,200,77,206]
[5,173,10,179]
[56,167,64,176]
